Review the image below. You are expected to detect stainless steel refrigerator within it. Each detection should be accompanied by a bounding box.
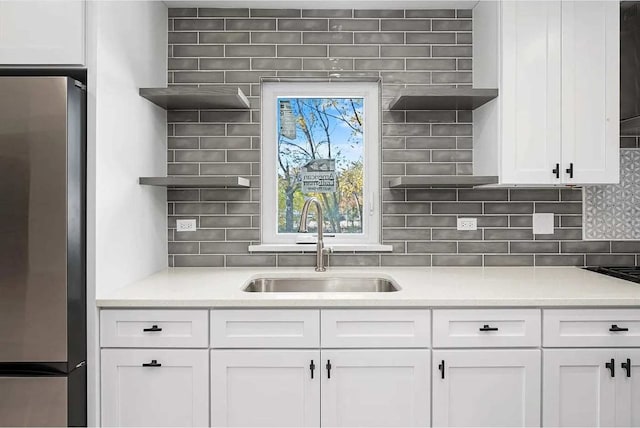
[0,77,86,426]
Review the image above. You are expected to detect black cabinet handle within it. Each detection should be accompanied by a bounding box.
[606,359,615,377]
[552,163,560,179]
[479,324,499,332]
[143,325,162,332]
[438,360,445,379]
[610,324,629,332]
[622,358,632,378]
[326,360,332,379]
[142,359,161,367]
[566,163,574,179]
[310,360,315,379]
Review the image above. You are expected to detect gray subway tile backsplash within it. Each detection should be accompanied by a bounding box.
[433,254,482,266]
[484,255,534,266]
[166,7,638,268]
[354,9,404,18]
[250,9,301,18]
[225,19,276,31]
[173,18,224,31]
[302,9,353,18]
[199,8,249,17]
[381,19,432,31]
[279,18,328,31]
[354,32,404,45]
[406,9,456,18]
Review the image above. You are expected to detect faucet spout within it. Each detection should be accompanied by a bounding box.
[298,197,326,272]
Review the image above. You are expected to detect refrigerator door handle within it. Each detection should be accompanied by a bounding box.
[0,362,67,376]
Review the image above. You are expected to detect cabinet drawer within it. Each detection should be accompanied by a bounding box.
[100,309,209,348]
[210,309,319,348]
[433,309,541,348]
[543,309,640,347]
[321,309,430,348]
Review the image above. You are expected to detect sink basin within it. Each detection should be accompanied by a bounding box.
[243,277,400,293]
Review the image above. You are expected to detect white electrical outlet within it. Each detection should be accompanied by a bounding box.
[176,219,197,232]
[457,218,477,231]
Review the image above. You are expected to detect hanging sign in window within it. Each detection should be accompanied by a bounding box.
[301,159,336,193]
[279,100,297,139]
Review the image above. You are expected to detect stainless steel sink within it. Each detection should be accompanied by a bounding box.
[243,277,400,293]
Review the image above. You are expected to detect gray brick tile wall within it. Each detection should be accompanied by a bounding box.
[166,8,640,268]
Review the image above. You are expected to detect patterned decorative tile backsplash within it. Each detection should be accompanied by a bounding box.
[584,150,640,240]
[166,8,640,268]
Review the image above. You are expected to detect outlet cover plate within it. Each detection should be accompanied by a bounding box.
[176,219,197,232]
[532,213,554,235]
[457,218,477,231]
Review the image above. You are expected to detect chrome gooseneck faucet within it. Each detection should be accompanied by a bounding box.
[298,197,327,272]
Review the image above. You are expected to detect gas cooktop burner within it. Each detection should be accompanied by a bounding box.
[584,266,640,284]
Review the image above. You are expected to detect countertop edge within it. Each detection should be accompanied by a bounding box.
[96,298,640,308]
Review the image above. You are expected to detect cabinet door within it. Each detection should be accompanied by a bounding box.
[561,0,619,184]
[0,1,85,65]
[101,349,209,427]
[543,349,616,427]
[432,350,540,427]
[501,1,562,184]
[321,350,430,427]
[615,350,640,427]
[211,350,320,427]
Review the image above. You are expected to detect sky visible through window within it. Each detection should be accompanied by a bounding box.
[276,97,365,235]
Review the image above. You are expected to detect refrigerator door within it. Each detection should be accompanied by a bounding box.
[0,77,70,363]
[0,376,67,427]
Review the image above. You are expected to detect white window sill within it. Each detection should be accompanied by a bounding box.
[248,244,394,253]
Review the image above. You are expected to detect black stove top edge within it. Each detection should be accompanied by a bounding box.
[584,266,640,284]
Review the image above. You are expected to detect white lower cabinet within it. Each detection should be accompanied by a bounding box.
[321,350,430,427]
[543,349,640,427]
[209,350,430,428]
[432,350,541,427]
[616,351,640,427]
[100,307,640,428]
[210,350,320,427]
[101,349,209,427]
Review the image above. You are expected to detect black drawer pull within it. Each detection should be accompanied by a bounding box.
[438,360,445,379]
[142,360,161,367]
[326,360,332,379]
[143,325,162,332]
[479,324,499,332]
[552,163,560,179]
[609,324,629,332]
[622,359,632,378]
[310,360,315,379]
[606,359,615,377]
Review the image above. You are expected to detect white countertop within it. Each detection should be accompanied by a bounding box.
[96,267,640,308]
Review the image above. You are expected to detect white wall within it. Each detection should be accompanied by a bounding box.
[86,1,168,425]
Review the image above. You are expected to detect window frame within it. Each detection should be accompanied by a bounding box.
[260,80,381,246]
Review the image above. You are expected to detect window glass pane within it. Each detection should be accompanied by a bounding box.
[276,97,365,235]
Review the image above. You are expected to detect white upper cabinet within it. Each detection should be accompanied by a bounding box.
[473,0,619,185]
[0,1,85,65]
[500,0,562,185]
[561,0,620,184]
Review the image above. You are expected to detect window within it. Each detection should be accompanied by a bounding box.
[261,81,381,246]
